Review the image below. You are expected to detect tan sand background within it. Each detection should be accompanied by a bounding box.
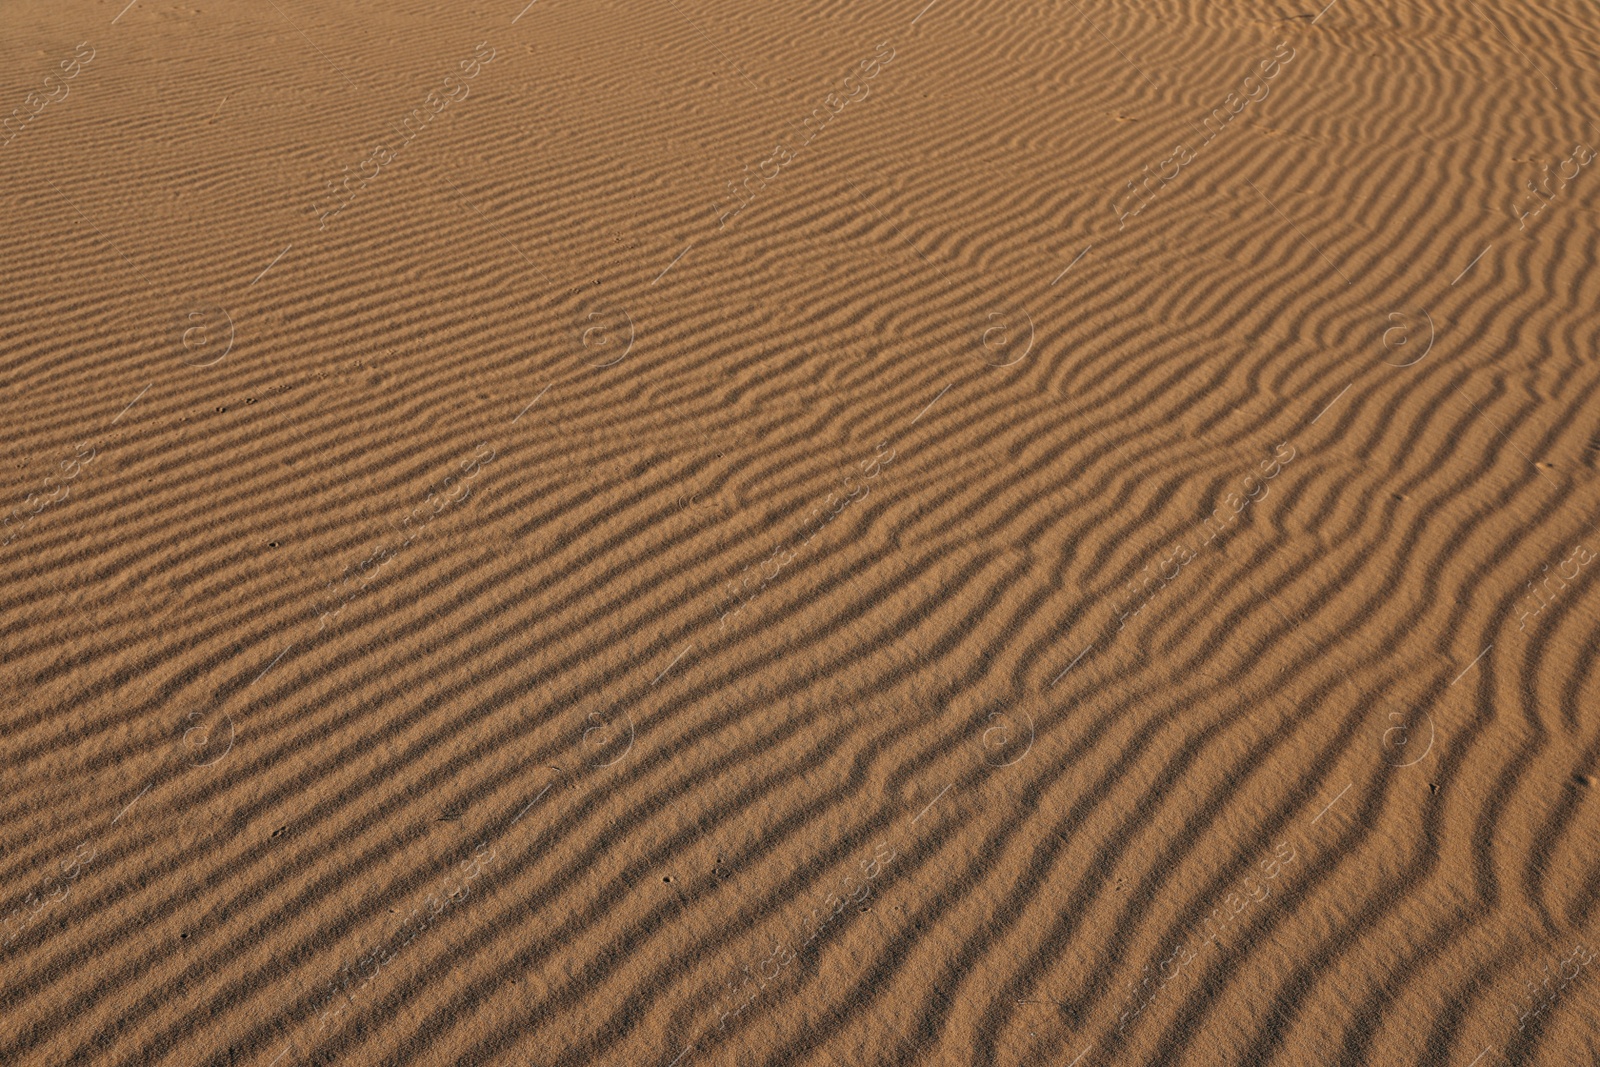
[2,0,1599,1063]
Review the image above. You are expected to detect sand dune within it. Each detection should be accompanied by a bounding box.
[2,0,1599,1064]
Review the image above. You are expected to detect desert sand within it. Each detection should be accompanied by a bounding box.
[2,0,1599,1064]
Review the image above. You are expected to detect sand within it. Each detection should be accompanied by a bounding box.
[2,0,1599,1063]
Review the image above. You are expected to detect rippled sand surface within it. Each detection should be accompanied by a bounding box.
[2,0,1599,1064]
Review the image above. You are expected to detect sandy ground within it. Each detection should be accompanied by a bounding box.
[2,0,1600,1064]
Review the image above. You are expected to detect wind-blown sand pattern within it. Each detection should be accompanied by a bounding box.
[2,0,1600,1063]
